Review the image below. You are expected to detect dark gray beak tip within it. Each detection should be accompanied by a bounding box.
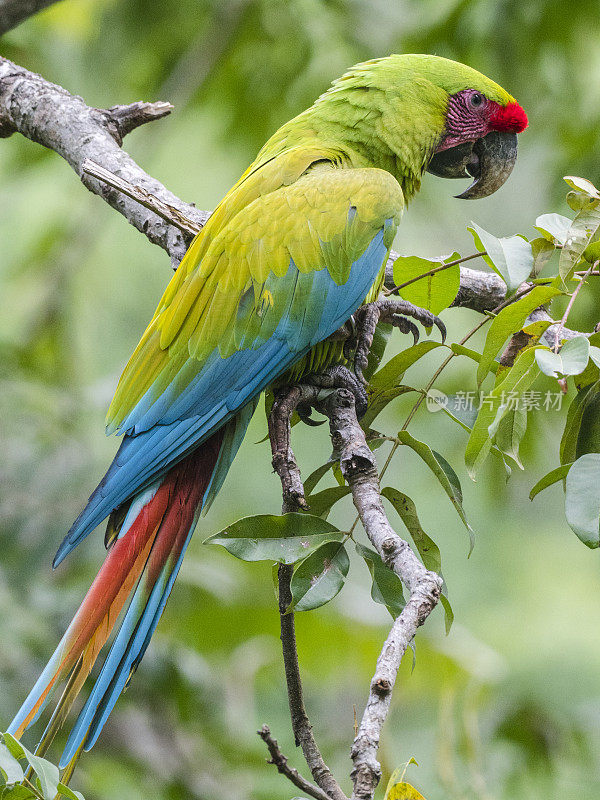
[455,131,518,200]
[427,131,519,201]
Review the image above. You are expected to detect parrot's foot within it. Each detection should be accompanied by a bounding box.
[297,364,369,422]
[349,299,446,383]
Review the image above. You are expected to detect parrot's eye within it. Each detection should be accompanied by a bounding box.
[469,92,485,110]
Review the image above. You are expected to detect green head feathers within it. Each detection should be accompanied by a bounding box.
[321,54,516,108]
[259,54,526,200]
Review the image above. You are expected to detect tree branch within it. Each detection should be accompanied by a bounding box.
[267,383,442,800]
[268,386,348,800]
[81,159,201,238]
[316,389,442,800]
[0,56,208,265]
[258,724,331,800]
[0,0,62,35]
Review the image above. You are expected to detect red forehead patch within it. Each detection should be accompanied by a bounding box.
[491,101,528,133]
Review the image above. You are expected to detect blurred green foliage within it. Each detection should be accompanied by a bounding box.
[2,2,600,799]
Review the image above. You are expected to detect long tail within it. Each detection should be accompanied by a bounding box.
[8,404,254,767]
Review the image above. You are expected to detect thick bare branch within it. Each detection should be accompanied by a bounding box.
[0,56,208,264]
[81,159,201,237]
[0,0,61,35]
[317,389,442,800]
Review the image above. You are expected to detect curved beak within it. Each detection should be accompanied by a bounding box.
[427,131,519,200]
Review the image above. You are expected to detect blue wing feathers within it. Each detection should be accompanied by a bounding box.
[54,230,387,566]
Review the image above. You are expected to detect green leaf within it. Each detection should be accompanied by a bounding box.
[450,343,498,374]
[466,347,540,479]
[565,454,600,548]
[560,383,598,464]
[493,405,527,469]
[522,319,553,340]
[370,342,446,391]
[1,738,24,764]
[468,222,534,290]
[1,786,38,799]
[564,175,600,200]
[437,395,478,432]
[0,743,23,785]
[476,285,561,386]
[530,237,556,276]
[355,543,405,618]
[535,213,573,245]
[305,486,351,518]
[303,462,334,495]
[534,349,563,377]
[361,386,417,431]
[385,782,427,800]
[529,463,573,500]
[332,462,345,487]
[576,388,600,458]
[393,253,460,314]
[204,514,343,564]
[396,432,469,530]
[559,335,591,375]
[382,488,453,631]
[384,758,424,800]
[289,542,349,611]
[2,735,58,800]
[535,337,590,377]
[559,201,600,278]
[577,345,600,389]
[381,489,442,571]
[590,346,600,369]
[57,785,85,800]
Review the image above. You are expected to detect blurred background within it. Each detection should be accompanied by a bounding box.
[2,2,600,798]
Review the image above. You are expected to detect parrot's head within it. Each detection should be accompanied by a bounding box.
[316,54,528,200]
[420,57,528,199]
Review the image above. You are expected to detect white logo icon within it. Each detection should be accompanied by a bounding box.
[426,389,448,413]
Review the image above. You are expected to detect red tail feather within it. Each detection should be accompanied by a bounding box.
[9,430,224,740]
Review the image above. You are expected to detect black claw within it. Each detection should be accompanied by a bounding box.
[297,404,325,427]
[435,316,447,344]
[381,299,446,344]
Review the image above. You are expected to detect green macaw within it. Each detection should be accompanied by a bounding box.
[9,54,527,764]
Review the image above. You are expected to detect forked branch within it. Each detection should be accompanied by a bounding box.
[267,384,442,800]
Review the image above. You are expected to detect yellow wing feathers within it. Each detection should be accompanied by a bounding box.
[107,162,403,431]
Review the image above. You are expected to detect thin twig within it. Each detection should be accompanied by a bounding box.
[267,387,308,512]
[553,262,597,351]
[258,725,331,800]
